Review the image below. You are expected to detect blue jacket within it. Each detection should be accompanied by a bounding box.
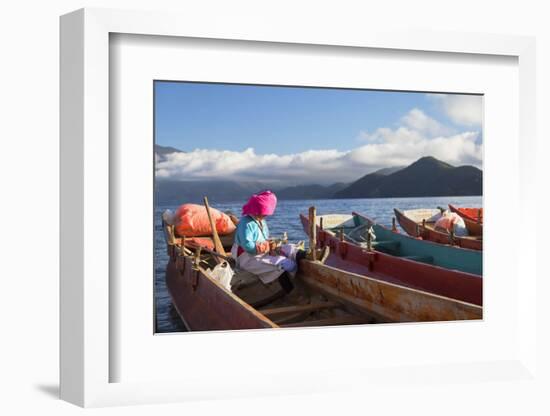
[235,215,270,254]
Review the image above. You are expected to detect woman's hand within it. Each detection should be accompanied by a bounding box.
[255,241,270,254]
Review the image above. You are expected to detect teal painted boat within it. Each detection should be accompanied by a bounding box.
[301,212,482,305]
[348,212,482,276]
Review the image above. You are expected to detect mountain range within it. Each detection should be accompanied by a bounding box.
[155,145,482,204]
[334,156,482,198]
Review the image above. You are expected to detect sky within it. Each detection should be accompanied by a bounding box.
[155,81,483,185]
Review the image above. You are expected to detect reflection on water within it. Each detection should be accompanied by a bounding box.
[154,196,482,333]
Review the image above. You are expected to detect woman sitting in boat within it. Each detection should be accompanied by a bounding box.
[231,190,305,293]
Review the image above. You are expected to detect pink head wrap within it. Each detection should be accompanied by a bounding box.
[242,190,278,216]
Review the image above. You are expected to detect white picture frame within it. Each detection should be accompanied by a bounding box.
[60,7,537,408]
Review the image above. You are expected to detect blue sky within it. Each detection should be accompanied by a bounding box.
[154,81,482,185]
[155,81,480,153]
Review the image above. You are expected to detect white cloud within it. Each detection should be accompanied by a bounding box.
[156,108,482,185]
[401,108,453,136]
[428,94,483,126]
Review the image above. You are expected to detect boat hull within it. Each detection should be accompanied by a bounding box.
[165,254,276,331]
[394,208,483,251]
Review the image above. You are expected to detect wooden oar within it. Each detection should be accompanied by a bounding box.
[203,196,225,264]
[308,206,317,261]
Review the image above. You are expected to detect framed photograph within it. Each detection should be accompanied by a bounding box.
[60,8,537,407]
[154,80,484,335]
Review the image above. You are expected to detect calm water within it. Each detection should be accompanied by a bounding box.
[154,196,482,332]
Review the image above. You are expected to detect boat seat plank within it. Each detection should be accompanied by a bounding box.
[259,301,339,317]
[281,315,369,328]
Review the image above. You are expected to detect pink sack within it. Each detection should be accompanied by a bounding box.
[435,212,466,234]
[174,204,236,237]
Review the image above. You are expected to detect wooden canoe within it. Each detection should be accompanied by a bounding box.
[448,204,483,224]
[300,213,482,306]
[394,208,483,251]
[163,218,481,331]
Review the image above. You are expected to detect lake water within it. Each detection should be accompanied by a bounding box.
[154,195,482,332]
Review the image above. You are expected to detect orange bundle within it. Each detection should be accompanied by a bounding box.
[174,204,236,237]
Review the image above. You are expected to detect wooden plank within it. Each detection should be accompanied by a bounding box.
[259,301,339,317]
[203,196,225,263]
[281,315,369,328]
[309,206,317,261]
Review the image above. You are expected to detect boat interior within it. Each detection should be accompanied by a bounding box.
[165,220,376,329]
[201,251,376,328]
[314,213,437,264]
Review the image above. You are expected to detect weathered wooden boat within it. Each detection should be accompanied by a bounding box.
[300,212,482,305]
[448,204,483,224]
[394,208,483,251]
[162,211,482,331]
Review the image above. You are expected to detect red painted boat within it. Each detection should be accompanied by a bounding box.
[394,208,483,251]
[448,204,483,224]
[300,213,482,306]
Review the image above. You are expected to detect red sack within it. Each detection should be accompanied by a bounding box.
[174,204,236,237]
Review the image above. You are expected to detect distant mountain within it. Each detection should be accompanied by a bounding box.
[155,156,481,205]
[156,180,348,205]
[371,166,404,176]
[155,144,184,161]
[334,156,482,198]
[276,182,348,200]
